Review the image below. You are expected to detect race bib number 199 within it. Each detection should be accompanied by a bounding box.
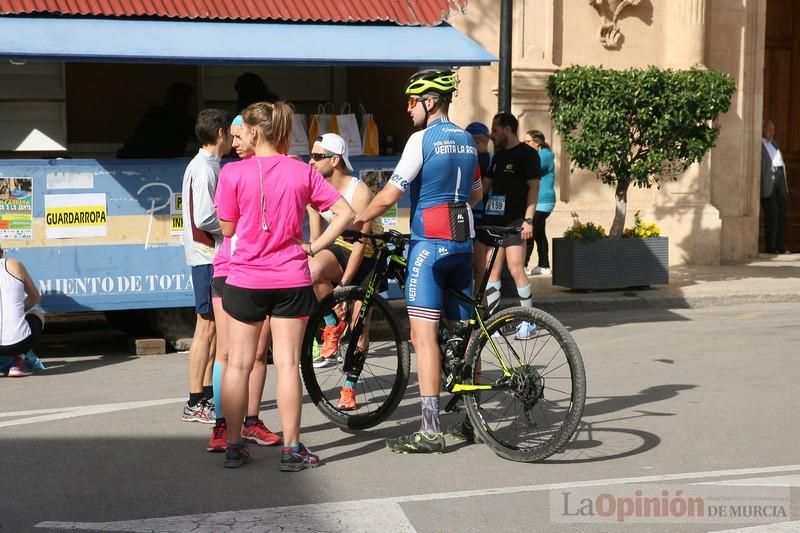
[485,194,506,216]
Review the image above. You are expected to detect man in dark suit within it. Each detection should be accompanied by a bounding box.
[761,119,791,254]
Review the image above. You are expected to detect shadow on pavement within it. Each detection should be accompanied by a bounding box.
[0,435,377,533]
[31,355,137,376]
[581,384,697,418]
[22,312,162,377]
[539,384,696,464]
[543,425,661,464]
[558,307,690,330]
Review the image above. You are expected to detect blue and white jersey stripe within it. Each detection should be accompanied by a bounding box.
[388,117,478,245]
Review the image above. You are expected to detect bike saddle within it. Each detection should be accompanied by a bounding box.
[475,225,522,245]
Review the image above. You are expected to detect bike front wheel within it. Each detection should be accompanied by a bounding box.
[463,306,586,462]
[301,286,411,430]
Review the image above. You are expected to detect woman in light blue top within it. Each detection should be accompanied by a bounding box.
[523,129,555,275]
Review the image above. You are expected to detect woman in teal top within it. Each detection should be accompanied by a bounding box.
[523,130,555,275]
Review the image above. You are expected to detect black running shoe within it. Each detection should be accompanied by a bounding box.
[446,418,477,444]
[280,443,320,472]
[224,442,250,468]
[386,431,445,454]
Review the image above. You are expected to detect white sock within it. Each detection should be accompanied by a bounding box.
[517,283,533,308]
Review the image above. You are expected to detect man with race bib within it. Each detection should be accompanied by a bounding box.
[478,112,540,338]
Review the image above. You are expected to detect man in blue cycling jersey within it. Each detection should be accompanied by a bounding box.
[354,69,483,454]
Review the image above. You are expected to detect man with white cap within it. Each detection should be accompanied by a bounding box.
[306,133,381,410]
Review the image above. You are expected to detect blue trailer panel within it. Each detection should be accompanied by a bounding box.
[0,157,404,313]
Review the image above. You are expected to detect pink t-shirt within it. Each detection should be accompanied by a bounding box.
[212,159,241,279]
[213,236,232,278]
[215,155,341,289]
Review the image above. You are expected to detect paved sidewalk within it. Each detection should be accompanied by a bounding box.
[522,253,800,312]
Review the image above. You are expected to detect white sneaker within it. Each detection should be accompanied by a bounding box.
[313,356,337,369]
[8,356,33,377]
[526,266,551,276]
[514,321,537,340]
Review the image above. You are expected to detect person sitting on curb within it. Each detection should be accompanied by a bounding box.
[0,246,46,377]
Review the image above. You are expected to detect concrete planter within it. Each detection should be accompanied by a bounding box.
[552,237,669,290]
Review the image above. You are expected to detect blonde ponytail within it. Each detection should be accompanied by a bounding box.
[242,101,294,154]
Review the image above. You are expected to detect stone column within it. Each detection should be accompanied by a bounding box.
[663,0,707,67]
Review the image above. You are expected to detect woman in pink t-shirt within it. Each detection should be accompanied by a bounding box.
[215,101,354,471]
[206,116,281,455]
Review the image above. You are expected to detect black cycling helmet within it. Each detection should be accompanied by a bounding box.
[404,69,458,100]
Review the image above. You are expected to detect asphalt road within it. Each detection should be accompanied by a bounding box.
[1,303,799,533]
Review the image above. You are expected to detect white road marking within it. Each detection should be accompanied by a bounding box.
[37,464,800,532]
[710,520,800,532]
[0,398,184,429]
[0,406,76,418]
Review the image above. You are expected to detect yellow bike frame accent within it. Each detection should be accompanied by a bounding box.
[475,313,514,377]
[451,383,493,393]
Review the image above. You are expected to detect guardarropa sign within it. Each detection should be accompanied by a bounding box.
[44,193,108,238]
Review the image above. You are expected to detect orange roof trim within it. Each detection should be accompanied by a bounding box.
[0,0,469,26]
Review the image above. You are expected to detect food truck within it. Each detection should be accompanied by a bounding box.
[0,4,494,347]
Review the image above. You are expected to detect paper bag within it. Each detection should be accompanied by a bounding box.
[307,103,339,148]
[288,113,310,156]
[337,103,363,156]
[359,104,380,156]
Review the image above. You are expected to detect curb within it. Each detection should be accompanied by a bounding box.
[512,291,800,313]
[385,291,800,319]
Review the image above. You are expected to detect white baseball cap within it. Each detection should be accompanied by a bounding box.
[315,133,353,172]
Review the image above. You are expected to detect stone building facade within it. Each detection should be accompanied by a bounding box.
[450,0,771,265]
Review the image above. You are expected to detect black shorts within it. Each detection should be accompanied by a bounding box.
[476,218,524,247]
[327,244,377,288]
[211,276,226,299]
[0,315,43,356]
[222,284,317,322]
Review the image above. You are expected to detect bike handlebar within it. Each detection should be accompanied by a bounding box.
[341,225,522,248]
[341,229,410,248]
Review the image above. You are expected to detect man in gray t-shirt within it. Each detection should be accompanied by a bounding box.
[180,108,232,424]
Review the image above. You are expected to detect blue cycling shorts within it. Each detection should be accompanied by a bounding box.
[405,240,472,323]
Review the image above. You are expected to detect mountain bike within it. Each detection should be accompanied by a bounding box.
[300,226,586,462]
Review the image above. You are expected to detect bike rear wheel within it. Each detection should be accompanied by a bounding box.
[463,306,586,462]
[301,286,411,430]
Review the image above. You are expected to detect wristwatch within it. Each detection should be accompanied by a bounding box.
[523,217,534,224]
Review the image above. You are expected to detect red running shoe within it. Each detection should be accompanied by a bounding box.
[207,419,227,453]
[337,386,357,411]
[320,321,347,359]
[242,419,282,446]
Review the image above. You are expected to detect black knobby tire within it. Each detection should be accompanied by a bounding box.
[463,306,586,462]
[301,286,411,430]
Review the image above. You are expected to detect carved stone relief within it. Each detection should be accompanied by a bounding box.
[590,0,641,49]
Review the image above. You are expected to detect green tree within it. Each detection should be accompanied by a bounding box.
[547,66,735,237]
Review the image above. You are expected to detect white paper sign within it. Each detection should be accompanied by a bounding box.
[44,193,108,239]
[170,192,183,236]
[46,172,94,190]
